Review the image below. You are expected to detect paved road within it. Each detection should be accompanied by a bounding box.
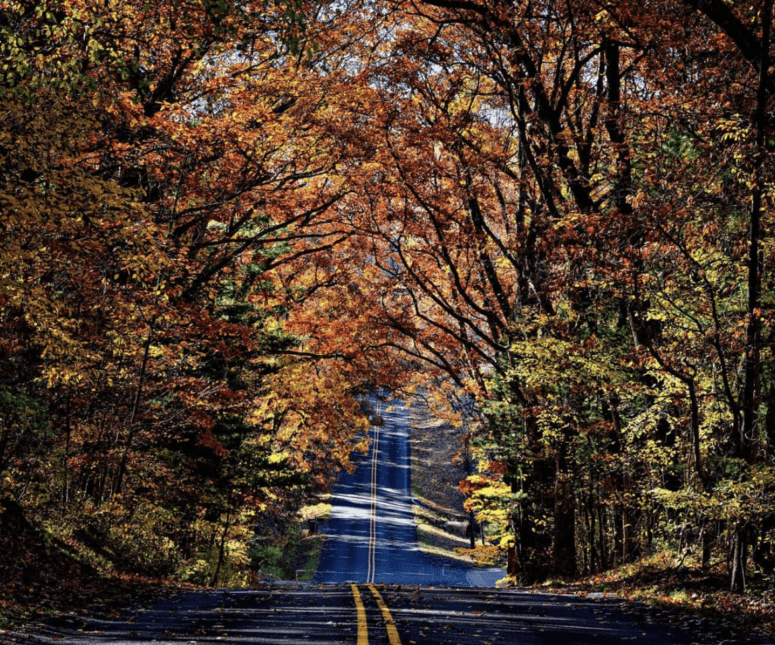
[6,584,764,644]
[314,398,504,586]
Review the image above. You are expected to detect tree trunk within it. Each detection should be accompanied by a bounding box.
[0,419,8,475]
[598,503,608,571]
[734,0,771,593]
[114,324,154,497]
[741,0,772,465]
[587,490,598,572]
[507,542,518,577]
[730,526,748,592]
[553,453,576,576]
[211,492,233,587]
[701,522,713,569]
[61,389,72,510]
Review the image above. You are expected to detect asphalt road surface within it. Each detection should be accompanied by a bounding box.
[314,397,503,587]
[6,584,767,644]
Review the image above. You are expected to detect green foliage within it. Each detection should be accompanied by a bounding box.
[249,541,286,579]
[0,387,49,473]
[247,523,304,580]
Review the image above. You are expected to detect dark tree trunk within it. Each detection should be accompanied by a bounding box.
[587,490,598,572]
[598,503,608,571]
[211,491,233,587]
[731,527,748,592]
[552,451,576,576]
[741,0,772,467]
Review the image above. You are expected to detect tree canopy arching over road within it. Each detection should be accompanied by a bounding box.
[2,0,775,601]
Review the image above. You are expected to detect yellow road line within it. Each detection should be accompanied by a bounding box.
[368,584,402,645]
[351,584,369,645]
[367,424,379,583]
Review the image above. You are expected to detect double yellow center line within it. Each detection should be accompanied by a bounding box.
[355,403,401,643]
[367,421,380,584]
[351,583,402,645]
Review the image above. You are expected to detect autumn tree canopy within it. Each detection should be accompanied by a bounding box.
[2,0,775,591]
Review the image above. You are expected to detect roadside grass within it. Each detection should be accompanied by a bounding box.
[408,407,487,567]
[413,503,475,564]
[411,454,423,499]
[411,486,477,564]
[294,499,332,581]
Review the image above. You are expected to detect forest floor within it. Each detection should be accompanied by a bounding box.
[538,560,775,643]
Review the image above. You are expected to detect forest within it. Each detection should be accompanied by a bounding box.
[2,0,775,602]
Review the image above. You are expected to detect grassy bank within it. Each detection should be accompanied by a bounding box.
[406,399,497,566]
[412,493,476,564]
